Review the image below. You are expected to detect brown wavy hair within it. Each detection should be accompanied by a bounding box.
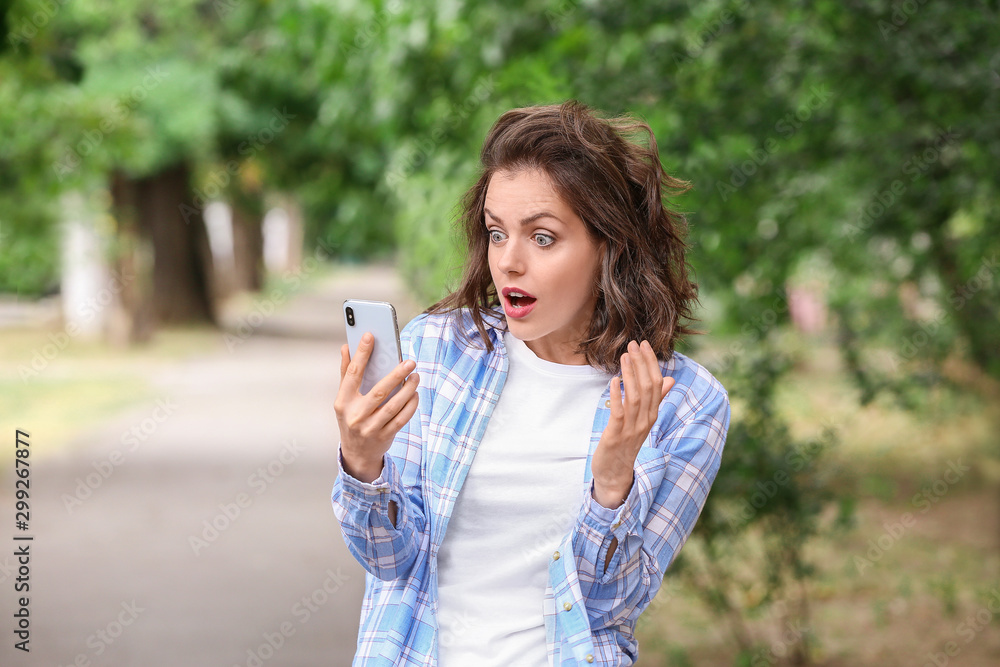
[425,100,700,374]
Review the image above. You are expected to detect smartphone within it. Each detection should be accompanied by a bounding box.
[343,299,403,401]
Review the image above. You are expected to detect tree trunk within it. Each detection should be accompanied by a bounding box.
[927,214,999,378]
[231,202,264,292]
[913,158,1000,379]
[108,172,155,345]
[110,162,216,333]
[282,195,305,273]
[143,163,216,325]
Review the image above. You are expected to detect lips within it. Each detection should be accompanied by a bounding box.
[501,286,537,319]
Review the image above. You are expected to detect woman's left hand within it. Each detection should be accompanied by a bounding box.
[591,339,675,509]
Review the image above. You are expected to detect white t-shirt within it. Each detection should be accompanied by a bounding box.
[436,330,615,666]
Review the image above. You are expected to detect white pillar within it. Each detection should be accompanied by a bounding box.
[263,207,291,273]
[60,191,109,339]
[204,200,235,273]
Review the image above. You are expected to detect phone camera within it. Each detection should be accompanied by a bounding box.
[346,307,355,326]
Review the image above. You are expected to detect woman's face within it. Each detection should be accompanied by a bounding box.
[484,168,604,365]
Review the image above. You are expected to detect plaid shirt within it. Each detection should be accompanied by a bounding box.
[331,308,730,666]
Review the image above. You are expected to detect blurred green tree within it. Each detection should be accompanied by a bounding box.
[2,1,997,660]
[371,0,998,661]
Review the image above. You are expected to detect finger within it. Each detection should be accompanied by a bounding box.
[340,343,350,381]
[334,343,353,417]
[661,376,675,401]
[621,346,639,422]
[631,340,654,416]
[342,332,374,395]
[609,374,624,423]
[640,340,662,419]
[364,358,417,408]
[372,371,420,430]
[379,390,420,439]
[627,340,651,417]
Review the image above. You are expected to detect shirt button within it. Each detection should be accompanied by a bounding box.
[585,654,595,663]
[611,521,621,530]
[552,551,560,560]
[604,399,611,408]
[563,601,572,611]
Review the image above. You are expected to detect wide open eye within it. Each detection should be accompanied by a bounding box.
[535,234,554,247]
[488,230,506,244]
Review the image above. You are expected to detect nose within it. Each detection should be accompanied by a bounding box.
[495,236,525,275]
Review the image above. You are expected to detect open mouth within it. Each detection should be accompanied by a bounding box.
[501,288,537,317]
[506,294,537,308]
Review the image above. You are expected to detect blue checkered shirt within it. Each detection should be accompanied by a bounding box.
[331,308,730,665]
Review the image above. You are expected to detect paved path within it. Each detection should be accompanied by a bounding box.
[1,263,423,667]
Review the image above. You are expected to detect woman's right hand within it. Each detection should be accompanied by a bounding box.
[335,332,420,483]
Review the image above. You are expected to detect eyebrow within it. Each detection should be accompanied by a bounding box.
[483,208,564,227]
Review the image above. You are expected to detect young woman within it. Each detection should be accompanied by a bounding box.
[332,101,730,666]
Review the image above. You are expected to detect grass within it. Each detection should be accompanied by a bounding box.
[0,326,220,459]
[637,504,1000,666]
[774,335,1000,486]
[637,331,1000,666]
[4,273,998,664]
[1,260,342,460]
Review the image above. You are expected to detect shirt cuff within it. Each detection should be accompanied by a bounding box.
[336,445,398,514]
[580,474,643,545]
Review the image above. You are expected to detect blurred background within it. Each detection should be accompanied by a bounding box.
[1,0,998,665]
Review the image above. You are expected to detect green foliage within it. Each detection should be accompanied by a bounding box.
[389,148,470,303]
[337,3,995,660]
[0,59,64,294]
[670,339,853,657]
[2,1,998,661]
[0,214,59,295]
